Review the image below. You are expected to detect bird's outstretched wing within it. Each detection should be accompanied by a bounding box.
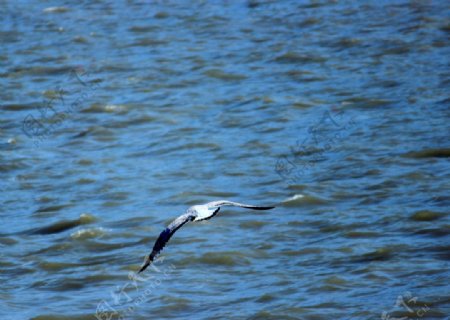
[138,212,195,273]
[206,200,275,210]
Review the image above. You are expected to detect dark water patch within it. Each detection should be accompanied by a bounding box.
[298,17,320,27]
[287,184,308,191]
[153,142,221,155]
[108,216,152,229]
[34,204,73,214]
[291,100,315,109]
[5,264,36,276]
[286,221,303,227]
[352,247,392,263]
[37,261,86,272]
[298,1,334,9]
[385,308,446,320]
[76,178,95,185]
[308,284,345,293]
[76,159,93,166]
[274,52,326,64]
[98,64,137,73]
[32,274,118,292]
[108,115,157,128]
[0,30,21,43]
[154,11,169,19]
[343,231,380,238]
[72,36,88,44]
[0,159,28,172]
[29,214,96,235]
[286,71,327,83]
[280,247,323,256]
[128,38,168,47]
[410,210,444,222]
[78,239,141,253]
[0,260,16,269]
[379,79,402,88]
[428,195,450,207]
[423,245,450,261]
[78,253,125,267]
[257,243,274,250]
[374,44,411,57]
[440,23,450,33]
[287,145,328,157]
[0,237,18,245]
[324,275,350,287]
[71,126,116,140]
[101,201,123,208]
[33,56,68,66]
[160,295,192,305]
[203,69,247,81]
[365,179,399,191]
[8,65,75,76]
[32,243,72,257]
[402,148,450,159]
[414,227,450,238]
[398,171,429,181]
[341,97,394,108]
[362,271,391,283]
[128,25,160,33]
[248,178,281,187]
[256,293,276,303]
[1,103,38,111]
[100,191,130,201]
[327,37,362,50]
[317,223,349,233]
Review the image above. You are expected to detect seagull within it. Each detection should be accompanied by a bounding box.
[138,200,275,273]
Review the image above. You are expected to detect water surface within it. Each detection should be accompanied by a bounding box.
[1,1,449,319]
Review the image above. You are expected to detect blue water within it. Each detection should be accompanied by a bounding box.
[1,1,449,319]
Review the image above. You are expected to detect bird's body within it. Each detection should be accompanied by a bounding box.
[138,200,275,273]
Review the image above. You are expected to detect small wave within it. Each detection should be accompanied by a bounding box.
[30,213,96,235]
[282,194,327,206]
[43,6,70,13]
[71,227,107,240]
[81,103,129,114]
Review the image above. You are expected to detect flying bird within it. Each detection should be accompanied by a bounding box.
[138,200,275,273]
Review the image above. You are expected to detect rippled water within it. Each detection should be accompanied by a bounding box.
[1,1,449,319]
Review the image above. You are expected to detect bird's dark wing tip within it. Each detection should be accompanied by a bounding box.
[250,206,275,210]
[138,255,152,273]
[138,263,148,273]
